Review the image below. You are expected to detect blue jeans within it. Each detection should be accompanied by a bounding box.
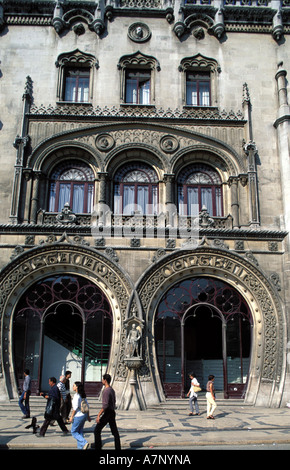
[71,414,88,449]
[189,395,200,414]
[19,391,30,416]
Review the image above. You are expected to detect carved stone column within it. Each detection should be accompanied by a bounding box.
[97,172,108,205]
[30,171,42,224]
[10,77,32,224]
[228,176,240,228]
[163,173,175,226]
[244,142,260,228]
[274,62,290,238]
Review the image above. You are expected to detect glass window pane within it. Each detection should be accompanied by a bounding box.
[123,185,135,214]
[137,185,149,213]
[126,78,138,104]
[114,184,122,214]
[72,184,85,213]
[140,80,150,105]
[199,81,210,106]
[201,187,213,214]
[87,184,94,213]
[187,187,199,216]
[78,78,89,102]
[215,187,222,217]
[186,81,197,105]
[65,77,76,102]
[58,183,71,211]
[64,69,90,103]
[49,183,56,212]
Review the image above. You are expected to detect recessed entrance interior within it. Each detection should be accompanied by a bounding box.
[155,277,252,398]
[13,274,112,396]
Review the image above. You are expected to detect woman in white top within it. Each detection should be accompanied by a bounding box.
[69,382,91,449]
[187,372,201,416]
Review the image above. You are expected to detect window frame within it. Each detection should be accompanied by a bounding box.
[179,54,220,108]
[118,51,160,105]
[63,67,91,103]
[113,163,159,215]
[125,69,151,105]
[177,164,223,217]
[55,49,99,104]
[48,162,95,214]
[186,70,211,107]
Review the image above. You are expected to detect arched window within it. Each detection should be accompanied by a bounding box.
[177,163,223,217]
[114,163,159,215]
[48,161,94,213]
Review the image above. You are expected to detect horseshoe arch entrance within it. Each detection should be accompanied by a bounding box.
[155,277,253,398]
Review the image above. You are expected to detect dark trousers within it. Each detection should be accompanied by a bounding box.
[39,416,68,436]
[94,409,121,450]
[62,394,72,420]
[19,391,30,417]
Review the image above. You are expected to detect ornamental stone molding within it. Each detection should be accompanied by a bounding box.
[0,242,133,400]
[128,22,151,43]
[135,247,286,407]
[1,0,290,41]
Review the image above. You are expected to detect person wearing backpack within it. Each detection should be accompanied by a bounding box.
[69,381,91,449]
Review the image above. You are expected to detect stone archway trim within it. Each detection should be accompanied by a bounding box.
[0,243,133,399]
[136,247,286,408]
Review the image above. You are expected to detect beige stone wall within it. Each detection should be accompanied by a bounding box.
[0,4,290,406]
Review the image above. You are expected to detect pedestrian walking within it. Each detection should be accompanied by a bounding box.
[206,374,217,419]
[36,377,69,437]
[69,381,91,450]
[57,375,67,421]
[19,369,31,419]
[63,370,72,424]
[94,373,121,451]
[187,372,200,416]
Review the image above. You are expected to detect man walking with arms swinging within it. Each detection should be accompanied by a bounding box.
[94,373,121,451]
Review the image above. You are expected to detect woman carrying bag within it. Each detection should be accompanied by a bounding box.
[69,381,91,449]
[187,372,201,416]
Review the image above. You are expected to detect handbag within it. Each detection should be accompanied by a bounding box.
[44,397,60,420]
[80,398,89,413]
[193,386,202,393]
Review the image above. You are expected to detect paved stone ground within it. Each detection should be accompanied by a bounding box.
[1,396,290,451]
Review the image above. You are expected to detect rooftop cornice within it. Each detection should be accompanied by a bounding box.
[0,0,289,40]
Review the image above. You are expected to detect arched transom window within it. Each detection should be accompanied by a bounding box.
[114,162,159,215]
[48,161,94,213]
[177,163,223,216]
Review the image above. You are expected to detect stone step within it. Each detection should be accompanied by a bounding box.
[1,395,252,413]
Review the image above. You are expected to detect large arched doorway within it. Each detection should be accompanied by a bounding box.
[13,274,112,396]
[155,277,252,398]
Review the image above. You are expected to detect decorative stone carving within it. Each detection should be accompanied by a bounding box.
[159,135,179,153]
[125,323,142,358]
[56,203,77,224]
[95,133,115,151]
[136,247,285,407]
[128,22,151,42]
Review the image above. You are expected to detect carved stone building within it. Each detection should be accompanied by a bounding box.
[0,0,290,408]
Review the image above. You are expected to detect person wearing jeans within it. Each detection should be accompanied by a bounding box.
[69,382,91,450]
[19,369,31,419]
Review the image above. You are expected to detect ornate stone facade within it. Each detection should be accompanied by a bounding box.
[0,0,290,408]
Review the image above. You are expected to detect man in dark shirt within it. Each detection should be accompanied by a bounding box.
[94,373,121,450]
[37,377,69,437]
[19,369,31,419]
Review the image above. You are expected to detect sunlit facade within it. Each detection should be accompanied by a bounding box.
[0,0,290,408]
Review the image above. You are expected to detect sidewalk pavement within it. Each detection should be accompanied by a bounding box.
[1,396,290,451]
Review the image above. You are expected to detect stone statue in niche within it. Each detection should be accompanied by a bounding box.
[125,323,142,358]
